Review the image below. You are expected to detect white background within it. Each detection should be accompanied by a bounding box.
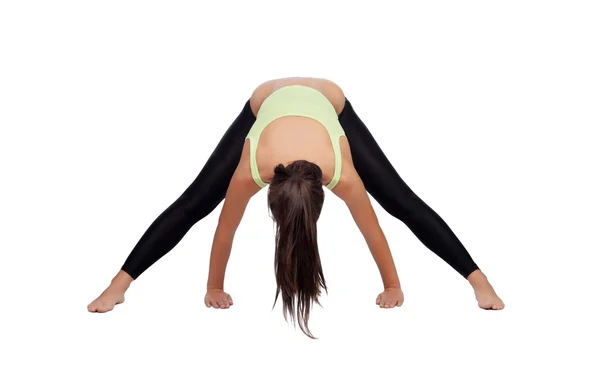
[1,1,599,387]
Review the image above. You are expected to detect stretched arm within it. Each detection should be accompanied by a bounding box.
[206,143,260,290]
[332,164,401,290]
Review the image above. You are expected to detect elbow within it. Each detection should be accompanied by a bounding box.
[363,225,385,245]
[214,222,236,244]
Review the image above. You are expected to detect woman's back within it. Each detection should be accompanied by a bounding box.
[245,77,350,187]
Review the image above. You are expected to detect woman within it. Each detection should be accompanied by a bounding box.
[88,77,504,338]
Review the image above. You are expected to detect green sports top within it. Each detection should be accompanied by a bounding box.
[245,85,346,190]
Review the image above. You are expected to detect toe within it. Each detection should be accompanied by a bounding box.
[99,304,111,313]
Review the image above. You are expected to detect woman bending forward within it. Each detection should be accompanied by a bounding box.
[88,77,504,339]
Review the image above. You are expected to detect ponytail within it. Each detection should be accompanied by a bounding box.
[268,160,326,339]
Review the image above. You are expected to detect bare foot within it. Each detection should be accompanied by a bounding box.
[475,289,504,310]
[88,286,125,313]
[468,270,505,310]
[88,270,133,313]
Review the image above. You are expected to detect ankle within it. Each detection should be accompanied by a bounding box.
[467,270,490,289]
[110,270,134,290]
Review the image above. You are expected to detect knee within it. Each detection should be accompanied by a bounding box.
[379,192,427,225]
[176,192,220,221]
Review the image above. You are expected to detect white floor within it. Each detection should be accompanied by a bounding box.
[2,1,599,387]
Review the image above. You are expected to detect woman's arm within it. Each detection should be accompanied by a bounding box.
[206,146,260,290]
[332,164,401,290]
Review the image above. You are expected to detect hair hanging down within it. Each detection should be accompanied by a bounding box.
[268,160,327,339]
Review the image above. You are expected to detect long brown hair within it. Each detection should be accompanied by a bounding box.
[268,160,327,339]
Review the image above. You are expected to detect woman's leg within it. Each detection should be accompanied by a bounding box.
[338,98,503,309]
[121,100,256,279]
[88,100,256,312]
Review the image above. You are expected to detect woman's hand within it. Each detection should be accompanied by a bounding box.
[204,288,234,309]
[376,287,404,308]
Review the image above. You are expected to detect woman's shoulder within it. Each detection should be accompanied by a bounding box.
[231,140,259,186]
[330,136,362,197]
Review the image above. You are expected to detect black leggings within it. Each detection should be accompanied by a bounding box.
[121,98,479,280]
